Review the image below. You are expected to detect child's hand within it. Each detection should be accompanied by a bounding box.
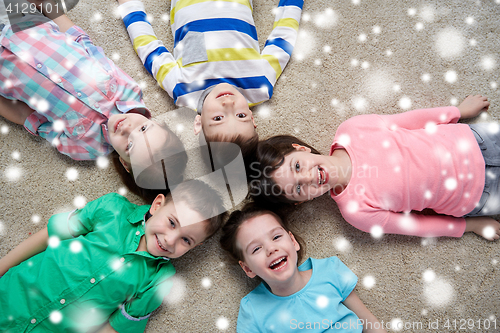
[457,95,489,119]
[464,216,500,241]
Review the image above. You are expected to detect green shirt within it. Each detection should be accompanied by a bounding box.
[0,193,176,333]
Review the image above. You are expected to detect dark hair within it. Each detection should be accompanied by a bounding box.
[220,203,305,264]
[248,135,321,204]
[112,122,188,202]
[167,179,228,239]
[201,132,259,178]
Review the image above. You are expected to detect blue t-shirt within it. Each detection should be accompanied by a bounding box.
[237,257,361,333]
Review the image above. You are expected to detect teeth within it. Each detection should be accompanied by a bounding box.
[156,235,168,251]
[269,257,286,269]
[318,168,324,185]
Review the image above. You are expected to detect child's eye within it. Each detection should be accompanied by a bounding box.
[126,141,133,151]
[169,219,175,228]
[182,237,191,246]
[296,184,301,195]
[251,246,261,254]
[140,125,148,132]
[213,116,223,121]
[273,234,282,241]
[236,113,246,118]
[295,162,300,172]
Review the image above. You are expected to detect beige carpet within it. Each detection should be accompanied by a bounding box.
[1,0,500,332]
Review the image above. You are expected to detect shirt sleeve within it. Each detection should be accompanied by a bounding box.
[46,193,122,240]
[343,208,466,238]
[119,1,177,96]
[108,267,175,333]
[236,297,261,333]
[381,106,461,131]
[328,257,358,301]
[261,0,304,81]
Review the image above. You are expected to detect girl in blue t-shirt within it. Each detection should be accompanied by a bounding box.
[220,204,387,333]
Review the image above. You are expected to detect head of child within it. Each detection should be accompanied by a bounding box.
[140,180,227,258]
[109,112,188,202]
[250,135,330,204]
[220,205,305,293]
[194,83,258,144]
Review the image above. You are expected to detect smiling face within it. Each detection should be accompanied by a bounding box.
[196,83,257,140]
[237,214,301,289]
[138,195,209,258]
[108,113,170,166]
[273,146,336,202]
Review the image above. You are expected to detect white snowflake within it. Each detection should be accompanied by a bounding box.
[11,151,20,160]
[423,275,454,308]
[435,28,466,59]
[96,156,109,169]
[407,8,417,16]
[118,187,127,196]
[419,5,436,22]
[444,178,457,190]
[1,125,9,134]
[398,97,412,110]
[201,277,212,289]
[390,318,403,331]
[65,168,79,181]
[415,22,424,31]
[445,70,458,83]
[370,225,384,238]
[73,196,87,209]
[216,317,229,330]
[316,295,329,308]
[352,97,368,112]
[49,311,63,324]
[465,17,475,25]
[48,236,61,248]
[0,220,4,236]
[5,166,22,181]
[421,73,431,82]
[313,9,338,29]
[363,275,376,289]
[31,215,41,224]
[333,237,352,252]
[70,240,83,253]
[480,55,497,71]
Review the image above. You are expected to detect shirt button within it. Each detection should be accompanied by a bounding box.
[77,92,82,97]
[31,318,36,324]
[36,64,42,69]
[60,299,66,304]
[57,79,62,83]
[76,125,85,134]
[120,257,125,262]
[135,231,140,236]
[110,84,117,92]
[94,103,99,108]
[90,278,96,284]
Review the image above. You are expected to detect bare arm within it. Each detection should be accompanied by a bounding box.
[343,291,387,333]
[27,0,75,32]
[457,95,489,119]
[96,323,118,333]
[0,227,49,276]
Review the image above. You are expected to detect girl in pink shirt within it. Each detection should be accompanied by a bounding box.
[250,95,500,241]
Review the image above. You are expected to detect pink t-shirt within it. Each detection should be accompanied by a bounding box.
[330,106,484,238]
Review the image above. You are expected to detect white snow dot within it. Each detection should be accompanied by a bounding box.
[465,17,475,25]
[49,311,63,324]
[331,99,339,106]
[314,59,322,66]
[346,201,359,213]
[361,61,369,69]
[257,105,270,119]
[423,276,454,307]
[70,240,83,253]
[358,34,367,42]
[423,269,436,282]
[201,277,212,289]
[161,14,169,22]
[470,39,477,46]
[415,22,424,31]
[337,134,351,146]
[481,55,497,71]
[445,70,457,83]
[302,13,310,22]
[1,125,9,134]
[146,15,154,23]
[65,168,79,181]
[5,166,22,181]
[450,97,458,105]
[455,265,460,271]
[93,13,102,21]
[352,97,368,112]
[216,317,229,330]
[422,309,428,316]
[482,226,496,239]
[394,166,401,173]
[386,49,393,56]
[363,275,376,289]
[372,25,381,34]
[32,215,41,224]
[408,8,416,16]
[424,190,432,200]
[118,187,127,196]
[316,295,329,308]
[370,225,384,239]
[11,151,20,160]
[492,259,498,265]
[73,196,87,209]
[421,73,431,82]
[398,97,412,110]
[310,108,316,113]
[112,53,120,61]
[421,237,436,246]
[390,318,403,331]
[96,156,109,169]
[38,99,49,113]
[491,82,498,90]
[419,5,435,22]
[0,221,4,236]
[350,58,359,67]
[393,84,401,92]
[382,140,390,148]
[323,45,331,53]
[444,178,457,190]
[333,237,352,252]
[488,123,500,134]
[48,236,61,248]
[352,0,360,4]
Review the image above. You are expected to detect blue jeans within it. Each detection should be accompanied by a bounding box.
[466,123,500,216]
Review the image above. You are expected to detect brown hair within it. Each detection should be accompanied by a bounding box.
[112,122,188,202]
[248,135,321,204]
[220,203,305,264]
[166,179,228,239]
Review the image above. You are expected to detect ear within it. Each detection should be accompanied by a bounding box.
[119,156,131,173]
[288,231,300,252]
[239,260,257,278]
[149,194,166,216]
[251,115,257,128]
[291,143,311,153]
[193,115,202,135]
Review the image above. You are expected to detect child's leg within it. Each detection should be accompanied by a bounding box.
[0,95,34,125]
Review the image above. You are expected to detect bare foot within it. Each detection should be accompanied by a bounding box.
[458,95,489,119]
[465,216,500,241]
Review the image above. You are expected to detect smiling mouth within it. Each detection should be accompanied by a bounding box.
[216,92,233,99]
[155,234,169,252]
[114,118,125,133]
[269,256,287,270]
[318,167,327,185]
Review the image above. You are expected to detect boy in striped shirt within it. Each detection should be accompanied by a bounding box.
[118,0,304,144]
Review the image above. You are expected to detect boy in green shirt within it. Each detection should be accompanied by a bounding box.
[0,180,226,333]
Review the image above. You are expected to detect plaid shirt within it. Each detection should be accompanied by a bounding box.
[0,19,150,160]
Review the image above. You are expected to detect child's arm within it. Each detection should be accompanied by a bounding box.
[117,1,177,98]
[0,227,48,276]
[343,291,387,333]
[457,94,489,119]
[96,323,118,333]
[261,0,304,80]
[27,0,74,32]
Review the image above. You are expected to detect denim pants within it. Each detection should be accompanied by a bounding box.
[466,123,500,216]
